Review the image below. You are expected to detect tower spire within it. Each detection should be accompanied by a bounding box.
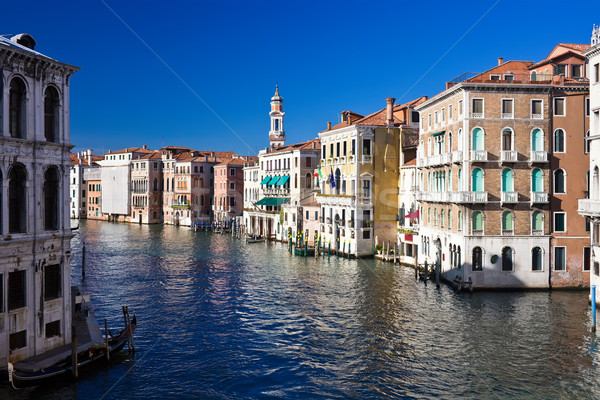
[269,85,285,149]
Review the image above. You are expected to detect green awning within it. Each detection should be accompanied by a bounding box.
[255,197,290,206]
[432,130,445,136]
[277,175,290,186]
[268,176,280,185]
[260,176,271,185]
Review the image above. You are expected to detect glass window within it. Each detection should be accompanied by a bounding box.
[472,211,483,231]
[8,270,26,310]
[554,98,565,116]
[554,129,565,152]
[502,99,513,117]
[531,100,543,118]
[44,264,61,300]
[502,247,513,271]
[554,247,566,270]
[554,169,565,194]
[532,247,543,271]
[472,247,483,271]
[554,212,566,232]
[472,99,483,117]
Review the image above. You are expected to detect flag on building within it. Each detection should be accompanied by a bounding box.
[329,167,336,188]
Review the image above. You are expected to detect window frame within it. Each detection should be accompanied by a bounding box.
[553,169,566,194]
[531,99,544,119]
[554,246,566,271]
[471,98,484,118]
[501,98,514,119]
[553,212,566,233]
[554,97,566,117]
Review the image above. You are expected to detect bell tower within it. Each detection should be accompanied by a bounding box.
[269,85,285,149]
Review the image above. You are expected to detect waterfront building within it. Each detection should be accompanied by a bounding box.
[213,158,247,224]
[243,87,321,240]
[97,146,154,222]
[417,46,589,289]
[130,150,163,224]
[317,97,425,257]
[0,34,78,364]
[69,150,101,219]
[84,167,102,219]
[580,25,600,304]
[397,145,420,265]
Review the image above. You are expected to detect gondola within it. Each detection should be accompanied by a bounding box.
[8,316,137,388]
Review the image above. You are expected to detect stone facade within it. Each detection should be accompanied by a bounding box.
[0,33,78,364]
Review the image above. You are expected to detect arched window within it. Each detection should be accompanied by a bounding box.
[458,168,462,190]
[44,86,59,142]
[9,164,27,233]
[553,129,565,152]
[531,128,543,152]
[472,247,483,271]
[457,246,462,268]
[594,167,600,200]
[458,128,463,149]
[532,169,543,192]
[531,71,537,81]
[586,130,591,154]
[502,169,514,192]
[472,128,484,150]
[448,132,453,153]
[502,128,513,151]
[305,173,312,188]
[532,211,543,233]
[295,173,298,189]
[554,169,565,194]
[44,167,60,230]
[334,169,340,194]
[472,211,483,233]
[171,178,175,192]
[153,178,158,192]
[532,247,543,271]
[448,209,452,229]
[9,78,26,139]
[458,210,462,231]
[502,211,513,234]
[472,168,483,191]
[502,247,513,271]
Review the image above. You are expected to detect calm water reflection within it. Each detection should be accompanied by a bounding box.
[4,220,600,399]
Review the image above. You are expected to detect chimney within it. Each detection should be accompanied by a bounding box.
[327,121,332,130]
[498,57,504,66]
[87,149,93,166]
[143,144,147,149]
[386,97,396,127]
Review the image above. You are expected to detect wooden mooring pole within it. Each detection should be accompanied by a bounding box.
[71,325,78,378]
[82,241,86,281]
[105,319,110,362]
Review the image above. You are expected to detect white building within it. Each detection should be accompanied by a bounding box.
[580,25,600,304]
[97,147,153,222]
[243,87,320,240]
[0,33,78,365]
[69,150,98,219]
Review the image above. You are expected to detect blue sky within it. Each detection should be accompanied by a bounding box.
[4,0,600,156]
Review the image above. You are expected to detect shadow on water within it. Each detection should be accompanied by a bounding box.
[4,219,600,399]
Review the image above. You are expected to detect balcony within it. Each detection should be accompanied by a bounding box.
[578,199,600,217]
[530,151,548,163]
[531,113,543,120]
[471,112,484,119]
[530,191,549,204]
[501,113,514,119]
[472,229,484,236]
[501,191,518,203]
[501,150,517,162]
[451,191,488,203]
[416,191,450,203]
[451,151,463,163]
[471,150,488,162]
[362,155,372,164]
[502,229,514,236]
[532,229,544,236]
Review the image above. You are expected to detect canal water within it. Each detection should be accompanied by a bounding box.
[4,219,600,399]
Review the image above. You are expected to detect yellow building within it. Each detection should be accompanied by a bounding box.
[317,97,425,256]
